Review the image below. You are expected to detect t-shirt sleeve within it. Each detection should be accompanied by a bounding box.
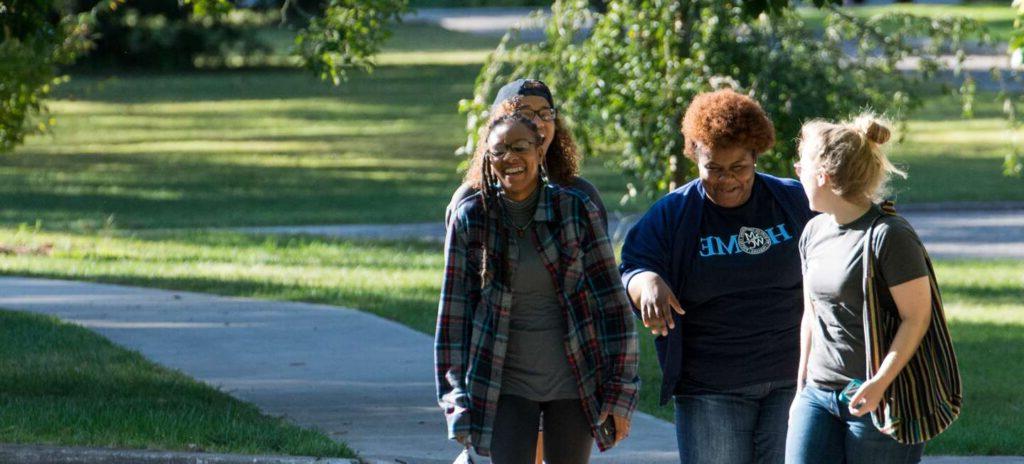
[873,217,930,287]
[798,218,814,274]
[619,197,674,294]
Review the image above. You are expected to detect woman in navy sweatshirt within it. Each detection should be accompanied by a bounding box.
[620,89,816,464]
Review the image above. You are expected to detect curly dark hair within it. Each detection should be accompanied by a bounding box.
[464,96,581,189]
[681,89,775,162]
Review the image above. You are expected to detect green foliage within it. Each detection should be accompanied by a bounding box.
[295,0,408,85]
[2,0,410,154]
[73,0,272,70]
[0,0,110,153]
[408,0,548,6]
[465,0,988,203]
[999,0,1024,177]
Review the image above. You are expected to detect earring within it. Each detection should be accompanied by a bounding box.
[539,162,550,185]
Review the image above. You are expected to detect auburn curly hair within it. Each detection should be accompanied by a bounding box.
[681,89,775,162]
[464,96,581,189]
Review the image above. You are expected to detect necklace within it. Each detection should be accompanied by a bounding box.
[511,218,534,238]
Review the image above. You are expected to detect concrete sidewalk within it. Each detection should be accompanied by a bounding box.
[0,277,676,464]
[236,206,1024,260]
[1,277,1021,463]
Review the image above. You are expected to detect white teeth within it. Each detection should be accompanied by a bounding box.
[505,167,525,175]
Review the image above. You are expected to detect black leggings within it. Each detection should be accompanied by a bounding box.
[490,394,594,464]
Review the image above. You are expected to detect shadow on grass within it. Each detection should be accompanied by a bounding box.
[5,64,489,229]
[56,65,483,105]
[941,284,1024,307]
[2,149,462,229]
[887,153,1024,203]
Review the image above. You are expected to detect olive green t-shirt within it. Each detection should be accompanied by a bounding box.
[800,205,929,391]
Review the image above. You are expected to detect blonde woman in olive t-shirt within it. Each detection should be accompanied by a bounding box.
[787,115,932,464]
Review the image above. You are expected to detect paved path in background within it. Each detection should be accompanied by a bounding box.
[2,277,1021,464]
[406,6,1021,91]
[236,207,1024,260]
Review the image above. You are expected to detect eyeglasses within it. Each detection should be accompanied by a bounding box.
[519,107,557,122]
[486,141,537,160]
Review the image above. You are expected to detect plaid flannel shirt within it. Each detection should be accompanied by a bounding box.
[435,184,639,456]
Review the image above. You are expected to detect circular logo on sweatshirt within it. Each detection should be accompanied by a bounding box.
[737,226,772,255]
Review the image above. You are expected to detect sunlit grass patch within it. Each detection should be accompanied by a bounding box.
[0,309,356,458]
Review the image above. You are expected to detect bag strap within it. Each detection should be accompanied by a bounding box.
[861,203,889,385]
[860,200,964,443]
[862,200,906,435]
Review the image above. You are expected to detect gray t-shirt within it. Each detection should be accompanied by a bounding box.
[500,189,579,401]
[800,204,929,391]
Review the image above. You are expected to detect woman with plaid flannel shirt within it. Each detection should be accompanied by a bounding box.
[435,113,640,461]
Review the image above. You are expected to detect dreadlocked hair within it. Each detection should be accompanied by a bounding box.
[464,97,581,189]
[473,112,543,288]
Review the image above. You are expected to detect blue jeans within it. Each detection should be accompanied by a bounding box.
[785,385,924,464]
[674,380,795,464]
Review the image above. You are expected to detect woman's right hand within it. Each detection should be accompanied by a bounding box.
[453,432,470,447]
[635,272,686,336]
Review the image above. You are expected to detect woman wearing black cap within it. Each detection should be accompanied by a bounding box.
[445,79,608,229]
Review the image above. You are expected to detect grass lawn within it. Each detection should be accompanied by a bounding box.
[798,2,1015,43]
[0,228,1021,455]
[2,18,1022,457]
[8,23,1023,231]
[0,308,355,458]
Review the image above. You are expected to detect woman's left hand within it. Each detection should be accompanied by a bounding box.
[848,378,886,417]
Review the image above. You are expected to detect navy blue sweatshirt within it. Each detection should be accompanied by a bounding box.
[620,173,816,404]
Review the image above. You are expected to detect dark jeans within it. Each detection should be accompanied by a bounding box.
[674,380,795,464]
[490,394,593,464]
[785,385,924,464]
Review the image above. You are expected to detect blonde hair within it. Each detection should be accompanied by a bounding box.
[799,113,906,201]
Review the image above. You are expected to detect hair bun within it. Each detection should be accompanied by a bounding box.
[852,114,891,145]
[865,121,890,144]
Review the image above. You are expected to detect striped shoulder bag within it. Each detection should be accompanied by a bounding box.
[862,201,963,444]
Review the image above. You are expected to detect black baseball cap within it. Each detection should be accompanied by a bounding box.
[492,79,554,110]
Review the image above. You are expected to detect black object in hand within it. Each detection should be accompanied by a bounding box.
[599,416,616,443]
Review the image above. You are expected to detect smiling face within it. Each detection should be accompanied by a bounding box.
[517,95,556,153]
[486,120,544,201]
[696,145,757,208]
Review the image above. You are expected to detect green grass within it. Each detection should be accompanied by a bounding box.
[0,308,356,458]
[0,227,1021,455]
[7,22,1020,230]
[4,19,1023,456]
[798,2,1015,43]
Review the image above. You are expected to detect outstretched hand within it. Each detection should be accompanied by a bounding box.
[638,274,685,336]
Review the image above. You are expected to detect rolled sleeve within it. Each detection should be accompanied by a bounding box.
[619,200,674,315]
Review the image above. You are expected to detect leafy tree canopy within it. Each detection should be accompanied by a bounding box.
[461,0,989,202]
